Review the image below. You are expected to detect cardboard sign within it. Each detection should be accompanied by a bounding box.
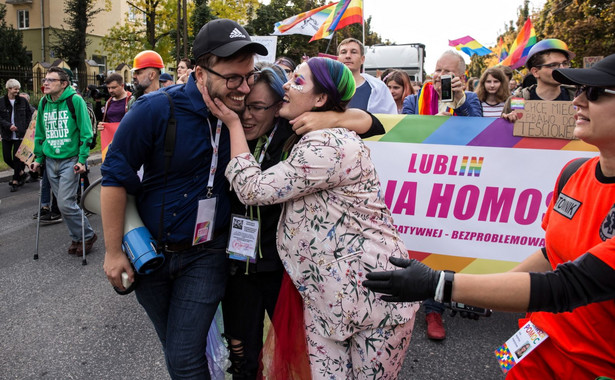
[16,116,37,166]
[512,99,577,140]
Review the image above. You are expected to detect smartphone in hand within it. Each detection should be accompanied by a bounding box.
[440,74,453,102]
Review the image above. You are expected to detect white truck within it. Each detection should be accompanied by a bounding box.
[364,43,426,82]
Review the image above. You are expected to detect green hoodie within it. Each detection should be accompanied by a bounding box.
[34,86,93,164]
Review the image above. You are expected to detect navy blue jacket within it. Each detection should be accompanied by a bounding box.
[402,90,483,117]
[101,75,230,244]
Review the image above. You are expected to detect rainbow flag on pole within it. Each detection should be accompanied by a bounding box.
[310,0,363,42]
[500,18,537,69]
[497,37,509,62]
[272,2,339,37]
[448,36,492,57]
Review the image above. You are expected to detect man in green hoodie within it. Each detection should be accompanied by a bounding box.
[31,66,97,255]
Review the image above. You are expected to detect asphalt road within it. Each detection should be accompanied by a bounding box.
[0,163,522,379]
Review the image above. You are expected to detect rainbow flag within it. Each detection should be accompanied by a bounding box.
[448,36,492,57]
[496,37,509,62]
[500,18,537,69]
[272,2,338,37]
[310,0,363,42]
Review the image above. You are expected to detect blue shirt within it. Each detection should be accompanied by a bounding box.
[101,75,230,243]
[347,81,371,110]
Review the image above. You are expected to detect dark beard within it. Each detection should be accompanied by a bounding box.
[132,83,146,99]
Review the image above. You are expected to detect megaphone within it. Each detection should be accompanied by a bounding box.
[81,177,164,274]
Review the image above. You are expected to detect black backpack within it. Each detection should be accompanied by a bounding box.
[41,94,98,149]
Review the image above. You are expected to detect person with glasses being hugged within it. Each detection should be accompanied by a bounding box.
[222,62,385,379]
[365,54,615,379]
[502,39,576,121]
[101,19,268,379]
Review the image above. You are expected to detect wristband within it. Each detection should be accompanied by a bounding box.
[442,271,455,304]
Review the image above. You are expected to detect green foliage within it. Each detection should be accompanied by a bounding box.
[0,4,30,66]
[190,0,215,41]
[50,0,104,88]
[102,0,195,68]
[210,0,260,24]
[534,0,615,65]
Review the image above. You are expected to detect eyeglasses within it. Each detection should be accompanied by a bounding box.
[202,66,259,90]
[245,102,279,115]
[575,85,615,102]
[535,61,571,69]
[42,78,61,83]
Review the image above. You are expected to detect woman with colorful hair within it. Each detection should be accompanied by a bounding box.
[206,57,418,379]
[221,62,390,380]
[475,67,511,117]
[384,70,414,114]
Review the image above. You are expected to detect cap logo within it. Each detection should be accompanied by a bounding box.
[229,28,246,39]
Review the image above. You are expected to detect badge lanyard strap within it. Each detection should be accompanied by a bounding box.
[243,121,280,270]
[206,119,222,198]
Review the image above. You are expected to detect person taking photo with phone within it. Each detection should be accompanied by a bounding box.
[402,50,482,117]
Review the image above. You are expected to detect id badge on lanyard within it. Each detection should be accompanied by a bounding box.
[192,119,222,246]
[225,122,278,262]
[494,320,549,374]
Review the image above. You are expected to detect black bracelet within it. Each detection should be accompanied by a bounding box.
[442,271,455,304]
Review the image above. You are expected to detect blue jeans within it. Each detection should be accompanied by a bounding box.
[135,236,228,380]
[45,157,95,241]
[41,169,51,207]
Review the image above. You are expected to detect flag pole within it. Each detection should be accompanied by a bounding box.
[325,30,336,54]
[362,1,365,46]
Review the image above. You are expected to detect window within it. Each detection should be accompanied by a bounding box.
[18,10,29,29]
[92,55,107,74]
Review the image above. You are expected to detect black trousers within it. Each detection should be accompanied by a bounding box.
[2,139,24,182]
[222,267,283,380]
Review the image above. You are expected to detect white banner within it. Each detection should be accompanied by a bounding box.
[366,141,598,262]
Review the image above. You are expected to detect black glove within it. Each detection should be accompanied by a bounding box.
[363,257,441,302]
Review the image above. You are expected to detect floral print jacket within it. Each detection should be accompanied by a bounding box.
[226,128,418,341]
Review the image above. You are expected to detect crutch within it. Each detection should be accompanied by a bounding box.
[34,172,43,260]
[80,177,87,266]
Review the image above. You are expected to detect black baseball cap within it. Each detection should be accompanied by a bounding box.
[192,19,267,60]
[553,54,615,87]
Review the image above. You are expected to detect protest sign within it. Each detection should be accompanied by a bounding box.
[16,117,37,166]
[511,99,576,140]
[368,114,597,273]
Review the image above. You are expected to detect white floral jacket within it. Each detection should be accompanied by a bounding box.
[226,128,418,340]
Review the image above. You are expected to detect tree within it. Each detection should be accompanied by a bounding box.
[535,0,615,64]
[102,0,194,68]
[209,0,260,24]
[190,0,215,46]
[50,0,104,88]
[0,4,29,66]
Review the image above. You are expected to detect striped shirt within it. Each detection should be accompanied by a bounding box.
[481,101,506,118]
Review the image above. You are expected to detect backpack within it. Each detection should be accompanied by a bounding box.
[41,94,98,149]
[555,157,590,198]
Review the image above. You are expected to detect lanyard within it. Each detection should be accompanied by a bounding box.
[206,118,222,197]
[254,121,279,165]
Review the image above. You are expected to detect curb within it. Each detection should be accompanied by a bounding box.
[0,152,103,183]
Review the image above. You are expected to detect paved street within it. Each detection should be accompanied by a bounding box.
[0,163,521,379]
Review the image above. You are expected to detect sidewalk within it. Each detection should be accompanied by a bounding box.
[0,152,103,183]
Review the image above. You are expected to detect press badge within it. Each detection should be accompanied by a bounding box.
[192,197,217,245]
[226,214,259,263]
[494,320,549,374]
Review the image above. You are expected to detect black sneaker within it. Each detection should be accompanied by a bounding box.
[33,206,51,220]
[41,211,62,224]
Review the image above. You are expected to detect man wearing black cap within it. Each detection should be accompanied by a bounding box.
[100,19,267,379]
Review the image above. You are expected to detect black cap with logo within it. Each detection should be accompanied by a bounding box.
[193,19,268,60]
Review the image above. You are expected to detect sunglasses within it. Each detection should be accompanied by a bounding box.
[575,85,615,102]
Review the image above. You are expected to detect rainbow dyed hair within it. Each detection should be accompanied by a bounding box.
[306,57,356,112]
[255,62,287,100]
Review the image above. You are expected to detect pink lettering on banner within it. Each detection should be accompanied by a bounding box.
[407,154,483,177]
[426,183,455,218]
[515,189,542,225]
[478,187,516,223]
[453,185,480,220]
